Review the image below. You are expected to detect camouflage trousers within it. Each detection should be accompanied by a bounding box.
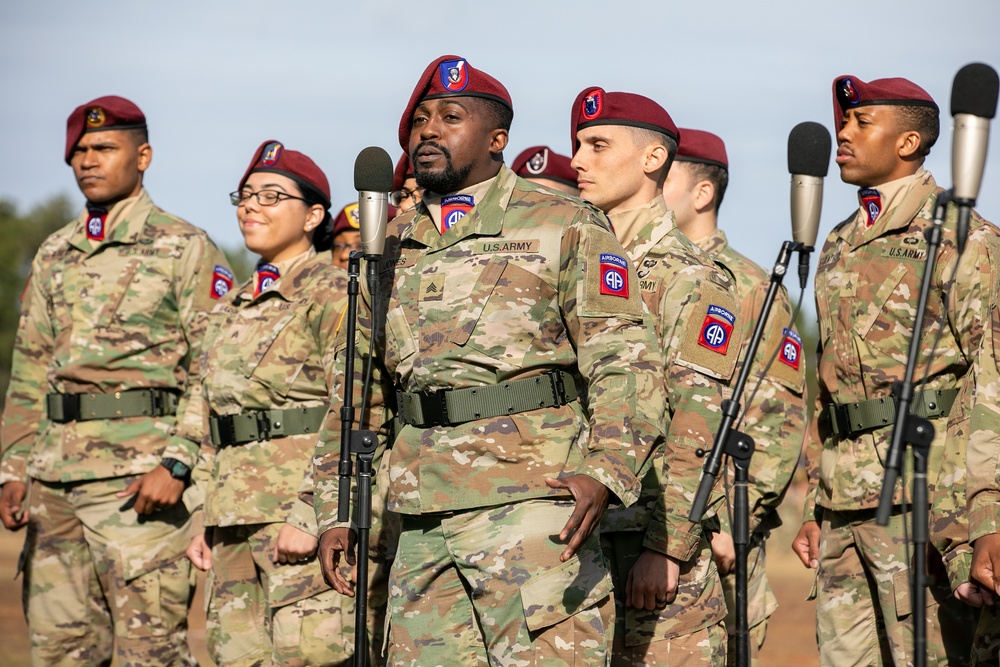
[20,477,197,667]
[387,499,614,667]
[206,521,392,667]
[601,530,727,666]
[813,508,978,666]
[972,604,1000,666]
[719,539,777,667]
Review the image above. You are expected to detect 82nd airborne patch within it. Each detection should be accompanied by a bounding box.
[779,327,802,370]
[599,252,629,298]
[211,265,234,299]
[697,304,735,355]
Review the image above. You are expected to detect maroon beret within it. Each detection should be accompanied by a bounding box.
[511,146,578,187]
[239,140,331,209]
[65,95,146,164]
[676,129,728,170]
[392,153,415,192]
[571,87,679,152]
[832,74,938,128]
[398,55,513,151]
[332,202,361,237]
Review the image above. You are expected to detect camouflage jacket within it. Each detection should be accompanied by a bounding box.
[1,190,229,484]
[200,249,348,533]
[695,229,806,536]
[312,165,665,530]
[601,198,743,563]
[802,170,1000,584]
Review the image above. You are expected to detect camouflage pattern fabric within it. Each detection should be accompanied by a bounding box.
[312,165,665,664]
[0,190,226,666]
[206,522,388,667]
[200,248,396,665]
[695,228,806,663]
[601,530,726,666]
[803,169,994,663]
[387,500,613,667]
[972,605,1000,666]
[597,198,739,656]
[812,509,976,666]
[22,477,197,667]
[1,189,228,482]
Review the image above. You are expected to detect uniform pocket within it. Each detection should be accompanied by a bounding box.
[244,313,306,397]
[106,260,174,329]
[519,553,613,632]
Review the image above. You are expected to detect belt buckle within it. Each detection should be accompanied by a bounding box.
[828,403,849,438]
[61,394,81,423]
[217,415,238,446]
[255,411,272,441]
[149,390,163,417]
[548,371,568,406]
[419,389,449,427]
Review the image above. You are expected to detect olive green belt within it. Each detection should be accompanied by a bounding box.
[396,370,578,428]
[210,406,328,448]
[826,388,958,438]
[46,389,178,423]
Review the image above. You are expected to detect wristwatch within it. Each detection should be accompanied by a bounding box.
[160,458,191,482]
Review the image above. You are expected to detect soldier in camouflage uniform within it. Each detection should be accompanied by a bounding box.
[663,128,807,666]
[0,96,229,666]
[312,55,665,667]
[791,74,989,665]
[184,140,395,666]
[570,89,743,666]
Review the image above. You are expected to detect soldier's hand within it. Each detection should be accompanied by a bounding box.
[545,474,609,562]
[792,520,821,569]
[273,524,319,565]
[625,548,680,610]
[0,481,29,531]
[953,581,993,608]
[709,530,736,576]
[115,466,185,514]
[186,531,213,571]
[318,527,357,597]
[971,532,1000,597]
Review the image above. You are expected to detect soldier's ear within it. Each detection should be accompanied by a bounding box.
[489,128,508,156]
[643,144,668,175]
[137,143,152,174]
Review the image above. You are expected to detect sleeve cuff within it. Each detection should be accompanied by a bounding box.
[968,494,1000,542]
[159,436,201,468]
[286,497,320,537]
[575,451,641,508]
[642,516,702,562]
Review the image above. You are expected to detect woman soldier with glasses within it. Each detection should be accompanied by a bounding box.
[185,140,396,666]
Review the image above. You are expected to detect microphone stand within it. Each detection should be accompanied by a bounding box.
[689,239,803,667]
[875,192,951,667]
[336,250,379,667]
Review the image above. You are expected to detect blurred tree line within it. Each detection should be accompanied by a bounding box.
[0,194,254,412]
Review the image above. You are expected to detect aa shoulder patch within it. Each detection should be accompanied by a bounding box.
[599,253,629,298]
[677,282,740,380]
[779,328,802,370]
[860,188,881,226]
[211,265,233,299]
[697,305,735,355]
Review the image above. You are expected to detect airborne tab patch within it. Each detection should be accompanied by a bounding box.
[859,188,881,226]
[211,265,233,300]
[599,253,629,298]
[779,327,802,370]
[697,304,735,355]
[441,194,474,234]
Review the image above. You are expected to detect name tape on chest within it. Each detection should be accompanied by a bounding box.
[697,304,735,355]
[599,252,630,298]
[779,327,802,370]
[441,194,474,234]
[211,265,233,299]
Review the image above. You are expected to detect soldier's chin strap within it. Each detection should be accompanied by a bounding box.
[689,239,804,667]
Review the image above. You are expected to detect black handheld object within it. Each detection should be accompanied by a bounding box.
[354,146,394,257]
[787,121,831,288]
[950,63,999,254]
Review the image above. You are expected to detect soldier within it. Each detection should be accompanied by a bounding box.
[389,154,422,213]
[331,202,363,270]
[662,128,806,665]
[312,55,665,666]
[791,74,991,665]
[570,89,742,665]
[0,96,229,666]
[511,145,580,195]
[184,140,394,666]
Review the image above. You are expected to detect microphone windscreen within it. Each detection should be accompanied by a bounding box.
[787,122,832,178]
[951,63,1000,119]
[354,146,395,192]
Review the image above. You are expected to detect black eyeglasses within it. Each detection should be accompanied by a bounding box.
[389,187,422,208]
[230,190,311,207]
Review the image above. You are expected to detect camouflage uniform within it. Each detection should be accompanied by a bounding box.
[0,190,227,666]
[694,228,806,666]
[313,165,665,666]
[599,198,741,666]
[201,247,395,667]
[803,169,991,665]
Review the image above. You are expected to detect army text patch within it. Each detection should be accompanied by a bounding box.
[474,239,540,254]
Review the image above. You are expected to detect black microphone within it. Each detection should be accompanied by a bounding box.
[787,121,832,288]
[354,146,394,257]
[951,63,999,255]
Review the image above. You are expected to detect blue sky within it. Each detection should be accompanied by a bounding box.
[2,0,999,304]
